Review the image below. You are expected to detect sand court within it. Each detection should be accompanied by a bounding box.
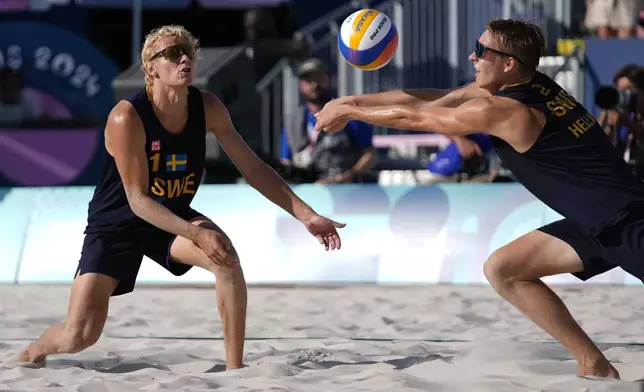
[2,284,644,391]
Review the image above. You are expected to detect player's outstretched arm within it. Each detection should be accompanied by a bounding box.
[105,102,213,247]
[202,92,346,250]
[317,97,494,135]
[315,96,538,151]
[339,83,492,109]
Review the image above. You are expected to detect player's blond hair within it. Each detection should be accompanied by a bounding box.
[140,24,200,86]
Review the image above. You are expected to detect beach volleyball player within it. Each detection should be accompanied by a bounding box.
[315,19,644,379]
[18,25,345,369]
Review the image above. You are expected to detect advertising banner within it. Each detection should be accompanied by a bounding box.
[2,184,642,286]
[0,0,29,11]
[0,128,104,187]
[0,21,119,119]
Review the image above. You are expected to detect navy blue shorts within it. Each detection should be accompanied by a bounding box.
[538,214,644,282]
[77,208,204,296]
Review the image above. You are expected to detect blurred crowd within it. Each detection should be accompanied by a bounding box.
[596,64,644,176]
[2,0,644,187]
[584,0,644,38]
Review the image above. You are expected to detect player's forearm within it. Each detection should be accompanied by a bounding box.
[243,161,317,223]
[342,88,454,107]
[343,83,481,108]
[128,195,202,241]
[345,104,461,135]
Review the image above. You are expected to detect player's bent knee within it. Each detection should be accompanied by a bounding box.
[188,219,243,275]
[213,264,244,286]
[483,248,522,285]
[484,247,551,286]
[485,230,584,286]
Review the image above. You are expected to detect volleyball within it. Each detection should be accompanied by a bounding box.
[338,9,399,70]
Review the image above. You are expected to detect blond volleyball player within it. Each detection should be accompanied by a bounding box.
[18,25,345,369]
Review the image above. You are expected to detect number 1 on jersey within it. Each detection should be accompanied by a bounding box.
[150,153,160,172]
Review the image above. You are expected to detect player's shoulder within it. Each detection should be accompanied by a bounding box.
[489,95,532,111]
[103,100,147,156]
[462,96,539,142]
[105,100,144,135]
[460,82,494,100]
[462,95,528,116]
[200,90,224,111]
[487,96,541,130]
[199,90,232,130]
[480,96,544,151]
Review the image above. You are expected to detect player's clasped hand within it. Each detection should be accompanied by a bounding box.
[314,99,353,133]
[195,229,239,268]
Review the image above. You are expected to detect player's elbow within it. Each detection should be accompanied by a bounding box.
[124,188,149,217]
[233,152,270,186]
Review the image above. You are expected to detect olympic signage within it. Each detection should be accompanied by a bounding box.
[0,128,104,187]
[0,21,119,119]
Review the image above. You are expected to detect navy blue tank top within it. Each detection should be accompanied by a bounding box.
[85,86,206,234]
[492,71,644,235]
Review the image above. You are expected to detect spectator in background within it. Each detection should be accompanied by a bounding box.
[425,134,501,183]
[280,58,376,183]
[0,68,41,125]
[611,67,644,177]
[243,7,310,82]
[598,63,642,156]
[584,0,642,38]
[637,8,644,37]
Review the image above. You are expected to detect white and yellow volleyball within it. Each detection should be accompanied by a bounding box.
[338,9,399,70]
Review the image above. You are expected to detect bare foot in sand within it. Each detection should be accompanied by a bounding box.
[578,357,620,380]
[17,344,46,368]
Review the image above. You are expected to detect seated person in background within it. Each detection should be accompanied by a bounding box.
[0,68,41,125]
[280,58,376,183]
[425,133,499,183]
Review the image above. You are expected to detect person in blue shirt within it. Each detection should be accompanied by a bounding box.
[280,58,376,183]
[426,133,500,183]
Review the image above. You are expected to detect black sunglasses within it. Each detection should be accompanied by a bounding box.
[149,43,195,62]
[474,41,523,64]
